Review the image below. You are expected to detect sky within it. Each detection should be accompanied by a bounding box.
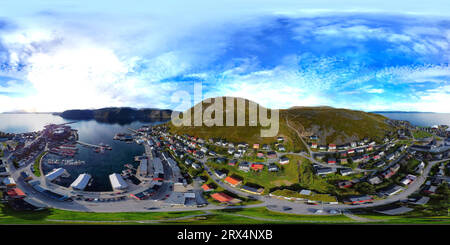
[0,1,449,113]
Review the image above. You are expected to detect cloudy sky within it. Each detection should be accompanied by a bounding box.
[0,1,449,112]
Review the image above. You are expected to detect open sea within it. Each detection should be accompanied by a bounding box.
[376,112,450,128]
[0,113,165,191]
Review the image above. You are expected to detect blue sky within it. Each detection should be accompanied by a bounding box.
[0,1,449,112]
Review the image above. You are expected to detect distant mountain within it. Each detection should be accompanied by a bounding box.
[58,107,173,124]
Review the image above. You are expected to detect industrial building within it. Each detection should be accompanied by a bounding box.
[70,173,91,190]
[139,159,148,177]
[45,168,67,182]
[153,157,164,178]
[109,173,128,190]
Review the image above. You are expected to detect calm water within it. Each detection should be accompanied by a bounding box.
[377,112,450,128]
[0,113,165,191]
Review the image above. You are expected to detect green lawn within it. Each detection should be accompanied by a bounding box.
[412,130,433,139]
[33,151,47,177]
[0,204,206,224]
[206,154,302,193]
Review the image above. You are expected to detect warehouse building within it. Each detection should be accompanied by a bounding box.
[45,168,67,182]
[109,173,128,190]
[70,173,91,190]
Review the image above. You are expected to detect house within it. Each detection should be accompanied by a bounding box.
[192,163,201,170]
[382,185,403,196]
[256,152,264,158]
[347,149,355,154]
[345,195,373,205]
[238,162,250,172]
[340,152,347,157]
[214,170,226,179]
[0,167,8,176]
[253,144,260,149]
[228,159,238,166]
[327,158,337,164]
[311,143,318,149]
[268,164,279,172]
[262,144,270,150]
[423,185,437,194]
[3,177,16,187]
[351,142,357,148]
[227,148,235,155]
[224,176,242,187]
[368,176,382,185]
[400,174,416,186]
[184,158,193,165]
[339,158,348,164]
[299,189,312,196]
[277,145,286,151]
[20,171,33,181]
[381,164,400,179]
[373,161,386,168]
[251,163,264,171]
[201,184,213,192]
[351,155,363,163]
[267,151,277,158]
[240,185,264,195]
[277,137,284,142]
[279,157,289,165]
[316,167,335,176]
[338,180,353,189]
[339,168,353,176]
[211,192,233,203]
[6,188,26,199]
[386,153,395,161]
[215,157,227,164]
[328,144,336,151]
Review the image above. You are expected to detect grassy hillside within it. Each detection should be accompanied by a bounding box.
[167,97,395,147]
[283,106,394,145]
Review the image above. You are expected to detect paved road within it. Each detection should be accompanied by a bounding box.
[285,115,312,156]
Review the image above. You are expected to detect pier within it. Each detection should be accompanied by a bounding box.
[127,128,139,134]
[76,141,103,148]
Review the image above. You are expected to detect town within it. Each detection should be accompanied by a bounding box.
[0,118,449,218]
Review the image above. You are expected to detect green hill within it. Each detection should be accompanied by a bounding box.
[283,106,394,145]
[167,97,395,150]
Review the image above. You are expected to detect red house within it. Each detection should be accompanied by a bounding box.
[211,193,233,203]
[251,163,264,171]
[6,188,26,199]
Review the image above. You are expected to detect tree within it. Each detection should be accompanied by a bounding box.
[355,182,376,194]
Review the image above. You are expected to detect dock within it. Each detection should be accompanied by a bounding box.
[76,141,103,148]
[127,128,139,134]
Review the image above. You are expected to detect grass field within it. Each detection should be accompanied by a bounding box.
[206,155,302,193]
[1,201,449,224]
[0,204,206,224]
[412,130,433,139]
[33,151,47,177]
